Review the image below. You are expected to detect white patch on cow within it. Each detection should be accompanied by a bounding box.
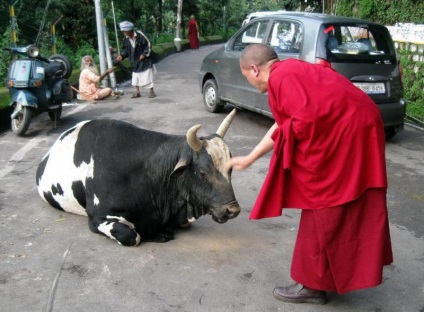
[87,155,95,179]
[98,216,141,246]
[188,217,197,223]
[106,215,136,229]
[93,194,100,206]
[205,137,231,181]
[37,121,92,216]
[135,234,141,246]
[98,221,118,242]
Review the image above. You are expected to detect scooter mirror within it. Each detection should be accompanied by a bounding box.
[27,45,40,58]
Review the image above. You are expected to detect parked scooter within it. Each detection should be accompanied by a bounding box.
[4,45,73,136]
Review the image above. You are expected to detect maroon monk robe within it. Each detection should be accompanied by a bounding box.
[188,19,199,49]
[249,59,393,293]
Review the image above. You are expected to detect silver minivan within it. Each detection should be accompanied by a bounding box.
[199,12,406,138]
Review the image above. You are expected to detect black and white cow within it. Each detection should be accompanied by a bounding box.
[36,109,240,246]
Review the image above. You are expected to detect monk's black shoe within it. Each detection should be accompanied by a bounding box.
[273,283,327,304]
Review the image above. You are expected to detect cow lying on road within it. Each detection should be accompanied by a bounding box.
[36,109,240,246]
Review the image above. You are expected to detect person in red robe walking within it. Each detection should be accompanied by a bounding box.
[188,15,199,49]
[226,43,393,304]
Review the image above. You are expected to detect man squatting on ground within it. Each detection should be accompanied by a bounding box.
[116,21,156,99]
[226,43,393,304]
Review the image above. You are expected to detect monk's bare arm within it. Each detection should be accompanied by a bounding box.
[227,122,277,171]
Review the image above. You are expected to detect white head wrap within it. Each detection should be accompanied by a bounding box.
[119,21,134,31]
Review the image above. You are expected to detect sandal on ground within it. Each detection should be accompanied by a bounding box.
[149,92,156,98]
[131,93,141,98]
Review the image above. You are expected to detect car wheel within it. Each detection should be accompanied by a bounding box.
[385,127,397,140]
[203,79,223,113]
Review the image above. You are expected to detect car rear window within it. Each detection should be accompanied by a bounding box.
[317,23,397,63]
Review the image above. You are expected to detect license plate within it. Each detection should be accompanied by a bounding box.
[353,82,385,94]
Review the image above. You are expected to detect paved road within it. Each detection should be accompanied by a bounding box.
[0,44,423,312]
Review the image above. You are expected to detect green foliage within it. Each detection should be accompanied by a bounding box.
[248,0,282,12]
[335,0,424,25]
[358,0,374,19]
[398,48,424,122]
[225,0,250,30]
[67,41,98,70]
[0,88,10,110]
[336,0,354,17]
[0,27,14,88]
[399,49,424,102]
[155,33,176,45]
[406,101,424,122]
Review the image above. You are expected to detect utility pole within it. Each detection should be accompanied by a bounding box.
[94,0,106,85]
[102,17,116,88]
[94,0,109,87]
[174,0,183,51]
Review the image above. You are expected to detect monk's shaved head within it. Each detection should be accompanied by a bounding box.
[240,44,279,69]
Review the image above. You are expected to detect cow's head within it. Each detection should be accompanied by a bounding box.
[171,109,240,224]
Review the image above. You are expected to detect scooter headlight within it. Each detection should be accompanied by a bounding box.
[27,45,39,58]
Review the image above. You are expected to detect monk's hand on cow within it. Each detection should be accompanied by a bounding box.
[225,156,253,172]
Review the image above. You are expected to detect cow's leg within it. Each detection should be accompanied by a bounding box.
[141,222,175,243]
[153,228,175,243]
[88,216,141,247]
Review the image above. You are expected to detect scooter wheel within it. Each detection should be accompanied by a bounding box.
[11,106,32,136]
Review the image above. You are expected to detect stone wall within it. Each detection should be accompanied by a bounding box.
[387,23,424,73]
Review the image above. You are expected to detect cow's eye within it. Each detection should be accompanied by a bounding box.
[199,170,207,177]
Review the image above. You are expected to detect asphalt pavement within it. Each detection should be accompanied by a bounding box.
[0,44,424,312]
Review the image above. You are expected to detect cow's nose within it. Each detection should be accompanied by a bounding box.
[227,203,240,219]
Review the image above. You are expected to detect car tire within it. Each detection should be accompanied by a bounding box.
[385,127,397,140]
[203,79,224,113]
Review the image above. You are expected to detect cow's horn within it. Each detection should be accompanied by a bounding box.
[187,124,203,152]
[216,109,237,138]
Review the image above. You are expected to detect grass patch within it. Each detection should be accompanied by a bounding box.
[0,89,10,110]
[406,101,424,124]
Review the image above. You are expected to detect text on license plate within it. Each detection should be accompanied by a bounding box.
[353,82,385,94]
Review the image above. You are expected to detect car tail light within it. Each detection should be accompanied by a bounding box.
[315,58,332,68]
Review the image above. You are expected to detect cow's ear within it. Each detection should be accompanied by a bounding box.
[170,159,187,179]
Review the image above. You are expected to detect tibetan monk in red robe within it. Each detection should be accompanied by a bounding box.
[226,44,393,304]
[188,15,199,49]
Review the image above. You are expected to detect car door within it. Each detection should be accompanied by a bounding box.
[219,19,271,107]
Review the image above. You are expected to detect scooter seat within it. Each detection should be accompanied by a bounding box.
[44,62,64,78]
